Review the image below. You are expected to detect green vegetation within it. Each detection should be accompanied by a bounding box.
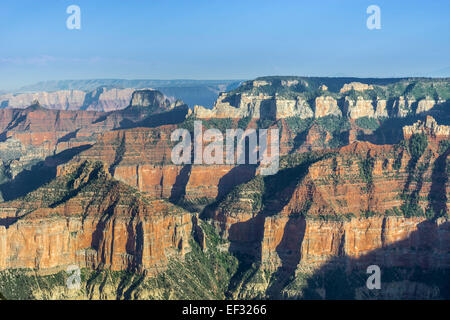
[228,77,450,107]
[393,152,403,171]
[317,116,351,148]
[398,139,434,219]
[438,140,450,155]
[214,151,333,219]
[315,115,351,133]
[202,118,234,132]
[408,133,428,162]
[284,117,312,134]
[178,114,196,133]
[355,117,380,130]
[400,201,425,218]
[0,268,91,300]
[237,115,252,130]
[358,156,375,185]
[0,220,240,300]
[257,118,276,129]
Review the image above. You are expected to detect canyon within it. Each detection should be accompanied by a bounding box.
[0,77,448,299]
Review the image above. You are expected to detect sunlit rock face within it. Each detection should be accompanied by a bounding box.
[403,116,450,141]
[0,88,135,111]
[194,77,449,121]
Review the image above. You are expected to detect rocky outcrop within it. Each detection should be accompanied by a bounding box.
[0,103,121,185]
[0,161,192,274]
[195,77,449,121]
[0,90,189,202]
[0,90,86,110]
[194,92,274,119]
[85,88,136,112]
[403,116,450,141]
[343,96,390,119]
[314,96,342,118]
[130,89,173,111]
[340,82,374,93]
[276,97,314,119]
[344,96,375,119]
[64,126,256,201]
[0,77,449,299]
[374,99,388,118]
[393,96,416,117]
[260,215,449,272]
[194,93,335,120]
[208,132,449,296]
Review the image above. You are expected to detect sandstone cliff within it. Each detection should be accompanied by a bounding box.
[205,125,449,298]
[403,115,450,141]
[0,78,449,300]
[0,90,189,202]
[193,77,449,121]
[0,161,192,274]
[61,125,256,202]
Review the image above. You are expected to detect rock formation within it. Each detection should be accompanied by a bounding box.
[193,77,449,121]
[403,116,450,141]
[0,88,135,112]
[0,77,449,300]
[339,82,374,93]
[0,161,192,274]
[207,131,449,297]
[0,90,188,202]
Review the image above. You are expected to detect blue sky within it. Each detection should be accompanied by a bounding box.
[0,0,449,90]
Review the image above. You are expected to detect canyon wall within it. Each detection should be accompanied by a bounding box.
[208,132,449,297]
[194,78,449,120]
[64,126,256,201]
[0,88,135,112]
[0,78,448,299]
[0,161,192,275]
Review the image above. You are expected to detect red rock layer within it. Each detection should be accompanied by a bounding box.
[210,140,450,272]
[63,126,256,200]
[0,161,192,274]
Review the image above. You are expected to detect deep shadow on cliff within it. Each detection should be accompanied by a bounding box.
[217,165,256,200]
[221,215,449,299]
[96,106,189,131]
[255,218,450,300]
[359,115,424,145]
[430,148,450,216]
[359,103,449,145]
[295,220,450,300]
[118,106,189,129]
[222,216,449,300]
[0,144,92,202]
[169,164,192,204]
[214,156,325,296]
[266,216,307,297]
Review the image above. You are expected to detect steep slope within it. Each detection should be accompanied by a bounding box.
[62,124,256,204]
[0,91,189,202]
[0,220,239,300]
[194,77,449,119]
[205,118,449,298]
[189,77,449,153]
[0,160,192,274]
[0,78,448,300]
